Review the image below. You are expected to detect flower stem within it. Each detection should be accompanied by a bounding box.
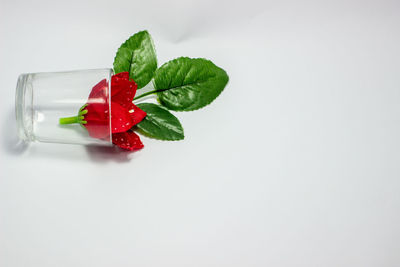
[133,89,159,101]
[59,116,79,125]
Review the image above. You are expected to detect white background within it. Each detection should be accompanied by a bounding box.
[1,0,400,266]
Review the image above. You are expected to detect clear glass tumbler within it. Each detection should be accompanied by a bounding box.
[15,68,113,146]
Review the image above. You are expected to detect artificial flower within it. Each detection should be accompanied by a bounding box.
[59,72,146,151]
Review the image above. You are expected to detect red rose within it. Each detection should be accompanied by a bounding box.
[60,72,146,151]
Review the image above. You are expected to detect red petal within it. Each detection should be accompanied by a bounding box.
[111,72,130,90]
[89,79,108,100]
[111,72,137,109]
[85,78,110,125]
[83,103,109,139]
[112,131,144,151]
[83,120,110,139]
[111,102,133,133]
[131,104,147,125]
[83,79,110,139]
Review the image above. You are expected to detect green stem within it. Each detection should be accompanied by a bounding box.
[133,89,159,101]
[59,116,79,125]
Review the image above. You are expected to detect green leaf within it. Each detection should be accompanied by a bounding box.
[135,103,184,141]
[153,57,229,111]
[113,30,157,89]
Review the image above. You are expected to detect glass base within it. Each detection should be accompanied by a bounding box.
[15,73,34,142]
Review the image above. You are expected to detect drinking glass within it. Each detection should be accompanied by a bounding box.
[15,68,113,146]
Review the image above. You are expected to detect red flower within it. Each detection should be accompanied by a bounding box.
[76,72,146,151]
